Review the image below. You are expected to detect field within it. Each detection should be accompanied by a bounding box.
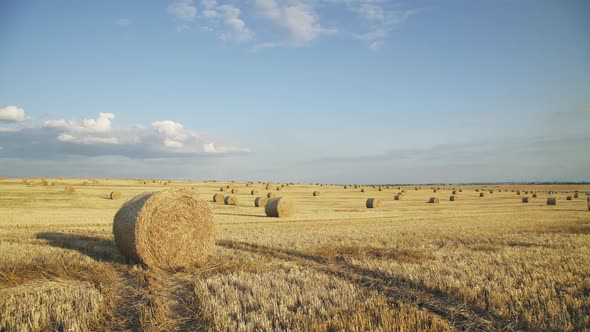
[1,178,589,331]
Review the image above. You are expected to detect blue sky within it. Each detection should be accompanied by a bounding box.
[1,0,589,183]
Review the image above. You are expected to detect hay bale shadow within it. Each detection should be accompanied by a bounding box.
[36,232,125,263]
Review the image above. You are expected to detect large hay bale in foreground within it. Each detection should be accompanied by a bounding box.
[265,197,295,217]
[213,193,225,203]
[110,191,122,200]
[254,196,268,207]
[113,189,214,269]
[522,197,529,203]
[313,191,320,197]
[547,197,557,205]
[428,197,439,204]
[224,196,238,205]
[366,198,382,208]
[64,186,76,194]
[251,189,259,195]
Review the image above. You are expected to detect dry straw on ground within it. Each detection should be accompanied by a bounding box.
[428,197,439,203]
[254,196,268,207]
[224,196,238,205]
[110,191,122,200]
[366,198,382,208]
[213,193,224,203]
[113,189,215,269]
[265,197,295,217]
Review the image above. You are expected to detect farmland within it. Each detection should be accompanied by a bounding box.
[1,178,589,331]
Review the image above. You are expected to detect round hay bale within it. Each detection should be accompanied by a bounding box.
[479,192,485,197]
[224,196,238,205]
[226,184,233,189]
[566,195,572,201]
[587,197,590,211]
[220,187,227,192]
[547,197,557,205]
[110,191,122,200]
[532,193,537,198]
[522,196,529,203]
[266,192,275,198]
[231,188,239,194]
[313,191,320,196]
[366,198,382,208]
[452,190,457,195]
[433,189,437,193]
[64,186,76,194]
[459,189,463,192]
[213,193,225,203]
[360,188,365,193]
[266,184,272,190]
[516,191,521,195]
[428,197,439,203]
[378,187,382,191]
[276,186,281,191]
[82,181,89,186]
[113,189,214,269]
[254,196,268,207]
[265,197,295,217]
[574,193,579,199]
[250,189,259,195]
[344,185,348,189]
[450,195,456,201]
[394,194,401,200]
[41,179,49,186]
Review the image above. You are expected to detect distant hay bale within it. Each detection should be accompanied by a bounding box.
[566,196,572,201]
[110,191,122,200]
[587,197,590,211]
[366,198,382,208]
[361,188,365,193]
[226,184,233,189]
[344,185,348,189]
[220,187,227,192]
[231,188,239,194]
[378,187,382,191]
[41,179,49,186]
[313,191,320,196]
[479,193,485,197]
[29,181,37,187]
[547,197,557,205]
[224,196,238,205]
[450,195,456,201]
[251,189,259,195]
[475,189,479,192]
[276,186,281,191]
[428,197,439,203]
[266,192,275,198]
[82,181,89,186]
[265,197,295,217]
[394,194,401,200]
[459,189,463,192]
[213,193,225,203]
[265,184,272,190]
[533,193,537,198]
[574,193,579,198]
[522,197,529,203]
[452,190,457,195]
[516,191,521,195]
[113,189,214,269]
[433,189,437,193]
[64,186,76,194]
[254,196,268,207]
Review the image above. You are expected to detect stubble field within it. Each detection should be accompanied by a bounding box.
[1,178,589,331]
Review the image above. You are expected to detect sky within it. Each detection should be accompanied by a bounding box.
[0,0,589,184]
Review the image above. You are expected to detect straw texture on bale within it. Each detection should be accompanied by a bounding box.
[254,196,268,207]
[220,187,227,192]
[231,188,239,194]
[110,191,122,200]
[266,192,276,198]
[366,198,382,208]
[547,197,557,205]
[224,196,238,205]
[251,189,259,195]
[522,197,529,203]
[313,191,320,196]
[394,194,401,200]
[450,195,456,201]
[64,186,76,194]
[113,189,215,269]
[213,193,225,203]
[428,197,439,203]
[265,197,295,218]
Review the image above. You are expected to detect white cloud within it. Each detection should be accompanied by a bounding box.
[369,40,384,51]
[202,9,217,17]
[218,4,253,42]
[168,0,197,21]
[115,18,130,26]
[201,0,217,8]
[254,0,334,47]
[203,142,216,153]
[0,106,26,122]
